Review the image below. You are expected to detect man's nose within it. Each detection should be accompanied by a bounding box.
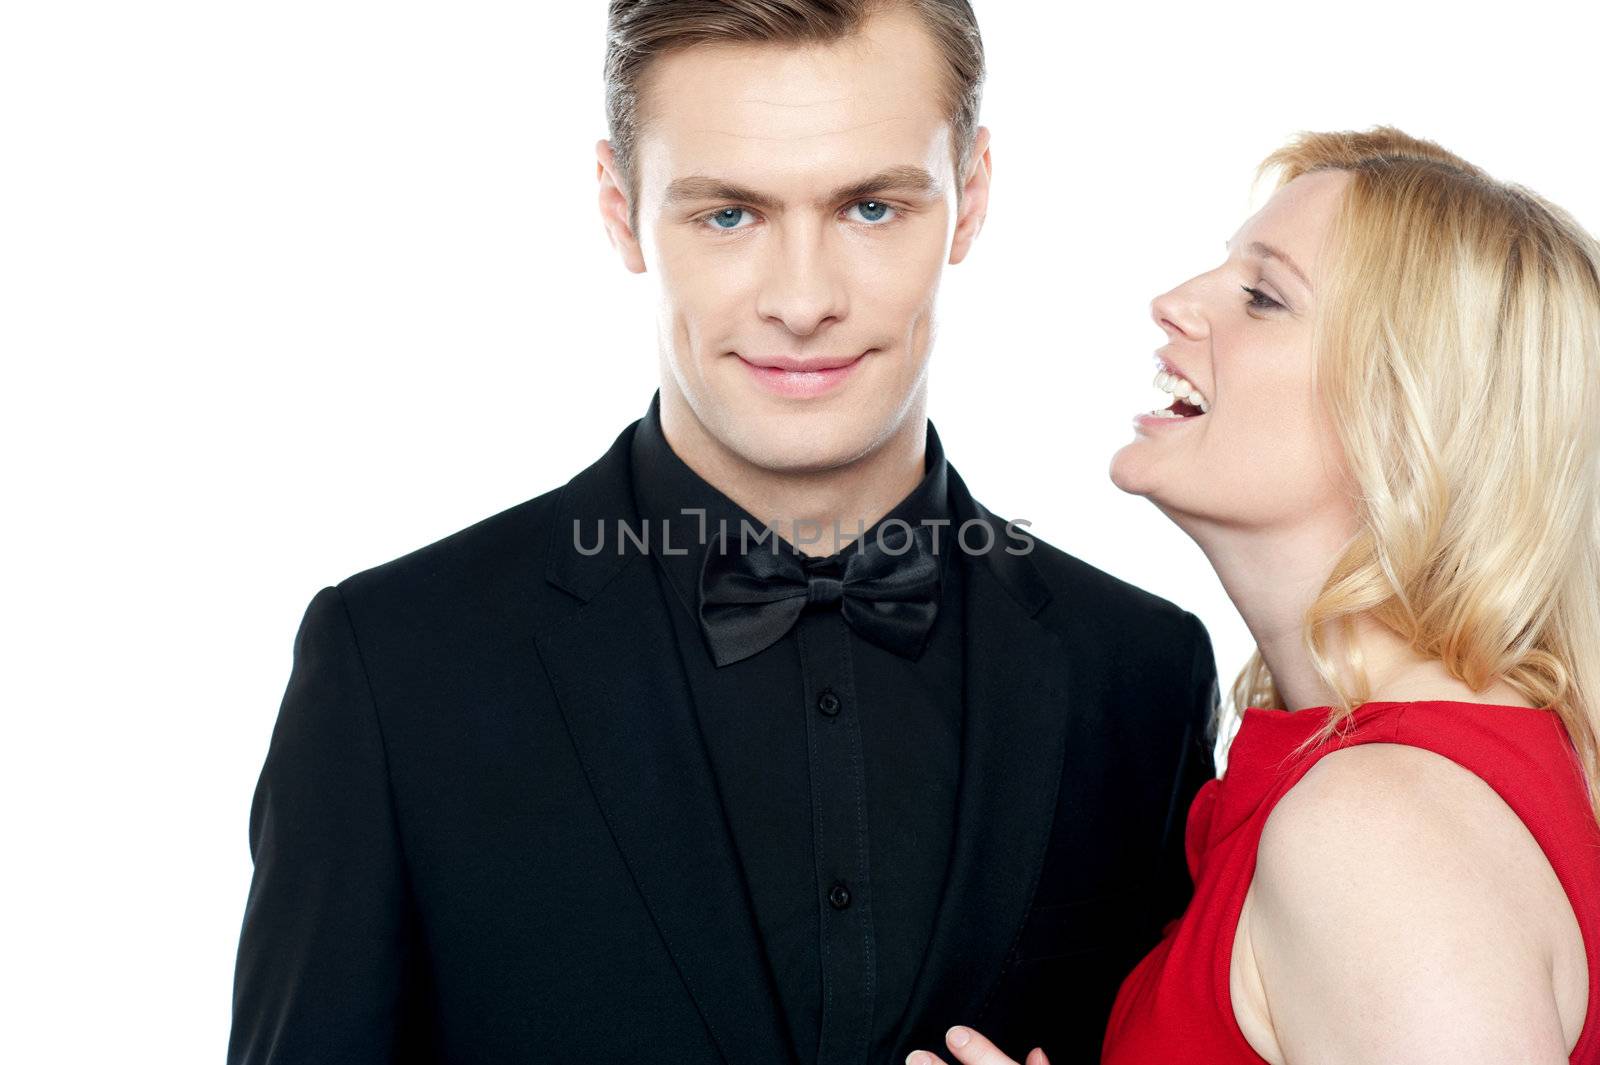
[755,227,847,337]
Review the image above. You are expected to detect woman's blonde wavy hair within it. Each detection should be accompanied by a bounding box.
[1226,127,1600,823]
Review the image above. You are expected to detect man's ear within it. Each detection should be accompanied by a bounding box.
[596,139,647,274]
[948,125,992,266]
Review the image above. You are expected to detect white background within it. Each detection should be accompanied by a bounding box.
[4,1,1597,1059]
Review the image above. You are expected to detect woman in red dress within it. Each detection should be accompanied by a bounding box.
[909,127,1600,1064]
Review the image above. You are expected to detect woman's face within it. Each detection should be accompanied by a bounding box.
[1109,169,1355,535]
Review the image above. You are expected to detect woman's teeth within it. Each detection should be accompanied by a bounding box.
[1151,369,1210,414]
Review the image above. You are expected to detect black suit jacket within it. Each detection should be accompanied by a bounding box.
[227,415,1219,1065]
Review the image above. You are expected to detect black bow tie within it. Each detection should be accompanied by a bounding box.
[696,523,942,667]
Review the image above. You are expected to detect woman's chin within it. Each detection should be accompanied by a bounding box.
[1109,460,1198,531]
[1108,446,1163,498]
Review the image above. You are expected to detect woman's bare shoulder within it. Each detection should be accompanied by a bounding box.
[1233,742,1585,1064]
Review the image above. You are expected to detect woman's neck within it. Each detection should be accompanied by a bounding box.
[1179,509,1537,712]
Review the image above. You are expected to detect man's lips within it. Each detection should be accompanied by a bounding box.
[736,351,869,398]
[738,352,865,372]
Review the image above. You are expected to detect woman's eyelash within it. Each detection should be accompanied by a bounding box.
[1241,285,1284,311]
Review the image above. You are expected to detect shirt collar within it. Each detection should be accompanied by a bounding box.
[628,389,954,618]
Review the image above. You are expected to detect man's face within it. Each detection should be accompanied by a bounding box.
[600,6,989,474]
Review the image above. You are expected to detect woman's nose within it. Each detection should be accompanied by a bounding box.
[1149,283,1208,343]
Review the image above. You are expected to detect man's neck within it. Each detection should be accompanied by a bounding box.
[657,388,929,557]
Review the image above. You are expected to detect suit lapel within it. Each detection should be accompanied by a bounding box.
[534,422,795,1065]
[891,466,1074,1052]
[535,423,1073,1061]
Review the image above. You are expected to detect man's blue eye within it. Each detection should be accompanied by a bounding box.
[707,207,752,230]
[702,201,896,231]
[849,200,894,224]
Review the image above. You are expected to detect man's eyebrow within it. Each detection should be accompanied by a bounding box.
[661,165,942,212]
[1227,238,1313,291]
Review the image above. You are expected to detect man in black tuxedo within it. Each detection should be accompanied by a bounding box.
[226,2,1218,1063]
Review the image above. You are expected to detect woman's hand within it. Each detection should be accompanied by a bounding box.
[905,1026,1050,1065]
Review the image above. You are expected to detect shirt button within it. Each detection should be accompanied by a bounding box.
[827,881,852,910]
[816,689,841,716]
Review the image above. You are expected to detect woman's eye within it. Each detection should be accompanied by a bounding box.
[846,199,896,225]
[703,206,756,231]
[1241,285,1284,312]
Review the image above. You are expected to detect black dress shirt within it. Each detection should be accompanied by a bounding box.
[628,390,965,1065]
[228,392,1218,1065]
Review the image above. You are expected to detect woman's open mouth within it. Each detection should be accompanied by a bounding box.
[1134,364,1210,428]
[1144,366,1209,419]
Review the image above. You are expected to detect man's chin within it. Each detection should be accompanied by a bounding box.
[714,402,884,474]
[729,422,860,473]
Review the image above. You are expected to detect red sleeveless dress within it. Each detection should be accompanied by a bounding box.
[1102,699,1600,1063]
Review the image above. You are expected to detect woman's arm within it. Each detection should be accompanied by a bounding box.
[1235,741,1584,1065]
